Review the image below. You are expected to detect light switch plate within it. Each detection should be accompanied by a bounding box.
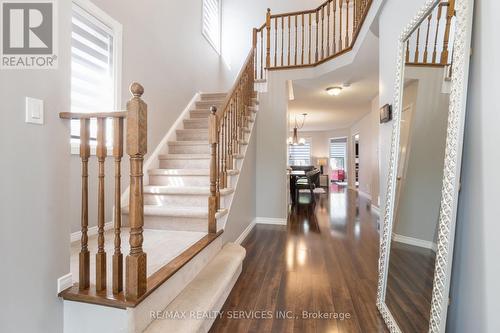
[25,97,44,124]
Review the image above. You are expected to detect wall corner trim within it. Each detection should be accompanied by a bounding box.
[255,217,287,225]
[371,204,381,216]
[235,220,257,245]
[57,273,73,294]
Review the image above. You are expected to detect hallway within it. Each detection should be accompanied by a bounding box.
[210,187,388,332]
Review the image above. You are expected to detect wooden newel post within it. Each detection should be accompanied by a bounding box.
[253,28,258,79]
[126,82,147,300]
[266,8,271,69]
[208,106,218,234]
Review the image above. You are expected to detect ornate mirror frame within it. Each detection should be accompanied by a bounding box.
[376,0,475,332]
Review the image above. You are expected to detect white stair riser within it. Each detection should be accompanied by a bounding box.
[176,130,208,141]
[149,175,210,187]
[196,101,223,109]
[168,143,210,154]
[144,193,209,207]
[189,111,210,118]
[145,215,208,232]
[160,158,210,169]
[184,119,208,129]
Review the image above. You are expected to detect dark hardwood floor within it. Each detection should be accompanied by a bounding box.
[386,242,436,333]
[210,186,388,333]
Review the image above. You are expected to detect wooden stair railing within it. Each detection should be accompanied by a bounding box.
[208,49,255,231]
[60,82,147,301]
[405,0,456,68]
[253,0,373,80]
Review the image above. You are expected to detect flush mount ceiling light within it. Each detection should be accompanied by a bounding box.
[326,86,342,96]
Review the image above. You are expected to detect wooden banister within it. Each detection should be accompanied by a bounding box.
[254,0,374,75]
[59,81,148,300]
[406,1,456,67]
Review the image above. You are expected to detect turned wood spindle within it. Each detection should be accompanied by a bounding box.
[266,8,271,69]
[281,17,285,66]
[79,118,90,290]
[321,6,325,60]
[252,28,257,78]
[441,0,455,65]
[308,13,312,64]
[327,1,331,57]
[112,117,124,294]
[424,14,432,63]
[315,11,319,62]
[274,17,278,66]
[295,15,298,65]
[125,82,147,300]
[208,107,218,234]
[288,16,291,65]
[301,14,305,64]
[346,0,350,48]
[339,0,343,50]
[333,0,337,54]
[96,117,107,292]
[260,29,264,78]
[433,4,443,64]
[414,27,421,63]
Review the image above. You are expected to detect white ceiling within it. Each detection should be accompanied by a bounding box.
[288,32,379,131]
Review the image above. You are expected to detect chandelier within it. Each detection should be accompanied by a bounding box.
[287,113,307,146]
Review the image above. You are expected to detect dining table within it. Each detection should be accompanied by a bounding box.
[289,170,305,205]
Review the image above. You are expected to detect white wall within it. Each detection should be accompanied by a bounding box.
[350,95,380,204]
[447,0,500,331]
[394,67,449,243]
[69,0,240,232]
[0,1,72,332]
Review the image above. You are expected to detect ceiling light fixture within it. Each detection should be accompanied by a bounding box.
[326,86,342,96]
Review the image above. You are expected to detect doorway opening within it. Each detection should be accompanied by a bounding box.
[353,134,360,189]
[329,137,348,187]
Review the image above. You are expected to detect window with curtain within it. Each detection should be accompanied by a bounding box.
[202,0,221,54]
[329,138,347,171]
[70,2,120,148]
[288,138,312,166]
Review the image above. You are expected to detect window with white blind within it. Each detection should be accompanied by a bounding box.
[202,0,221,54]
[70,1,122,152]
[329,138,347,171]
[288,139,312,166]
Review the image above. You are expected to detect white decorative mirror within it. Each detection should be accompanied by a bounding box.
[376,0,474,332]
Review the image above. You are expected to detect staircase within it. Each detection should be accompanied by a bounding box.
[122,93,248,233]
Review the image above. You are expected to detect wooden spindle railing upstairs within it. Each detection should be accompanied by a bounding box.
[254,0,373,80]
[60,82,147,301]
[406,0,456,67]
[208,49,256,231]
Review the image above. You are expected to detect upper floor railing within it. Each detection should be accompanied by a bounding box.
[253,0,373,80]
[405,0,456,67]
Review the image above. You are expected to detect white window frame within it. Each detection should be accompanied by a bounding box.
[288,137,312,166]
[202,0,222,55]
[70,0,123,155]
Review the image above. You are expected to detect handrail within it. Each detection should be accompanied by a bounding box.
[59,82,148,300]
[59,111,128,119]
[253,0,374,80]
[208,48,256,232]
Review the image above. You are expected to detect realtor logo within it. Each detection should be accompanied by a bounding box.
[1,0,57,69]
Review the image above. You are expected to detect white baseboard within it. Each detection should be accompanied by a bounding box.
[57,273,73,294]
[358,190,372,200]
[371,204,380,216]
[392,233,437,252]
[235,220,256,245]
[255,217,287,225]
[70,221,113,243]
